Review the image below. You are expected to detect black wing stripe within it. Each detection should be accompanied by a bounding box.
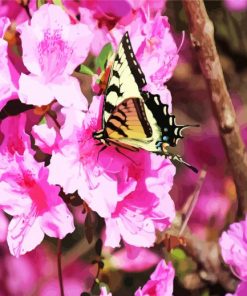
[133,99,152,137]
[106,122,128,137]
[122,32,146,89]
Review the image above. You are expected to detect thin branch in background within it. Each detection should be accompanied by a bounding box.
[179,168,207,236]
[183,0,247,220]
[57,239,65,296]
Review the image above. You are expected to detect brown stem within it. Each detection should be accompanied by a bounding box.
[183,0,247,219]
[57,239,65,296]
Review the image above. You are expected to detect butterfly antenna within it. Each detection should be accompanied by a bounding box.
[179,169,207,236]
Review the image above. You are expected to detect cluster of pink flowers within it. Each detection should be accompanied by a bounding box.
[219,216,247,296]
[0,0,178,294]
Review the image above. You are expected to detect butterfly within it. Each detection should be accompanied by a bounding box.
[93,32,198,173]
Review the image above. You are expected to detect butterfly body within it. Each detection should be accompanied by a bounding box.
[93,32,198,173]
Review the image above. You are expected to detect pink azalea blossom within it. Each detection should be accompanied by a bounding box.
[104,152,175,248]
[0,150,75,256]
[48,96,137,218]
[219,216,247,281]
[18,4,92,109]
[135,259,175,296]
[0,16,18,110]
[226,282,247,296]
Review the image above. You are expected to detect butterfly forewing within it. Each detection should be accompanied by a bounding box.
[105,98,152,140]
[103,32,146,126]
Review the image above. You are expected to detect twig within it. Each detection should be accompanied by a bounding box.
[179,169,207,236]
[182,0,247,219]
[57,239,65,296]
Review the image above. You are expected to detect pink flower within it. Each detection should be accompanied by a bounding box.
[0,17,18,110]
[18,4,92,109]
[0,150,75,256]
[135,259,175,296]
[219,216,247,281]
[104,152,175,248]
[48,96,136,218]
[224,0,247,11]
[226,282,247,296]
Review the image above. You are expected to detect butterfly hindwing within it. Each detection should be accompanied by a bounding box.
[103,32,146,126]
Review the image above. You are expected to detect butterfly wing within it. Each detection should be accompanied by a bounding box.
[105,98,152,141]
[103,32,146,126]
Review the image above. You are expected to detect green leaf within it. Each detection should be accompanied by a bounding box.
[36,0,46,8]
[95,43,113,71]
[52,0,64,7]
[79,64,94,76]
[171,248,187,260]
[39,116,46,125]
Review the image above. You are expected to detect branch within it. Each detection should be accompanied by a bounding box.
[182,0,247,219]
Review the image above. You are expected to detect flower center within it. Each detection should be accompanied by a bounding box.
[38,29,73,82]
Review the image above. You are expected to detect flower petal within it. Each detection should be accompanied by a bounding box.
[41,203,75,238]
[7,215,44,257]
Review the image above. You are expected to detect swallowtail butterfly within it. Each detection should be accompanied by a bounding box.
[93,32,198,173]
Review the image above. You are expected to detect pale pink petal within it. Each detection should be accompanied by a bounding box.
[48,148,84,194]
[51,76,88,110]
[7,216,44,257]
[105,218,121,248]
[18,74,54,106]
[31,3,70,29]
[32,125,57,154]
[41,203,75,238]
[63,23,93,75]
[60,107,86,139]
[117,215,156,247]
[135,260,175,296]
[17,22,42,75]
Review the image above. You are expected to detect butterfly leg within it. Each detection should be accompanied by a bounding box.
[163,151,198,173]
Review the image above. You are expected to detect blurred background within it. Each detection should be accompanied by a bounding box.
[0,0,247,295]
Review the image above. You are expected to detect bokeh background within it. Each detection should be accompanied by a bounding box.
[0,0,247,295]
